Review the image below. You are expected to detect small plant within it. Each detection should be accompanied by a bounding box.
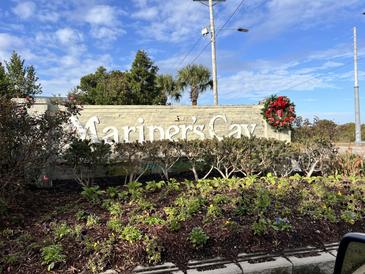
[340,210,358,225]
[144,236,163,265]
[167,218,181,232]
[175,196,204,216]
[212,194,229,205]
[86,214,100,227]
[75,209,88,221]
[188,227,209,248]
[254,188,272,213]
[121,226,143,243]
[127,181,143,199]
[106,186,120,199]
[85,237,114,273]
[107,201,123,217]
[166,179,180,193]
[131,214,165,226]
[136,199,155,211]
[3,252,21,266]
[272,217,292,232]
[252,217,271,236]
[232,197,250,216]
[81,186,104,204]
[145,180,166,192]
[206,204,222,219]
[41,244,66,271]
[72,224,83,240]
[52,222,72,240]
[107,219,124,233]
[1,228,14,238]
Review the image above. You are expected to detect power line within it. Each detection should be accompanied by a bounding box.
[174,2,223,71]
[175,2,225,70]
[175,37,203,71]
[186,0,246,66]
[216,0,245,35]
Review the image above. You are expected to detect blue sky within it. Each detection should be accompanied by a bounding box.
[0,0,365,123]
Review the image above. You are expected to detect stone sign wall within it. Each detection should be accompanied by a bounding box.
[25,98,291,142]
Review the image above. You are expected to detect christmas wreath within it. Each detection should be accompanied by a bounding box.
[261,95,296,131]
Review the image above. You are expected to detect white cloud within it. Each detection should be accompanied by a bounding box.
[38,10,60,23]
[40,54,113,95]
[90,26,124,41]
[83,5,125,41]
[0,33,22,50]
[55,28,83,45]
[0,33,22,60]
[84,5,118,26]
[12,1,36,19]
[218,69,329,100]
[132,0,208,42]
[132,7,159,20]
[245,0,363,40]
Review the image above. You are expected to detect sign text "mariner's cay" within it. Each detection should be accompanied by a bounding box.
[71,114,257,143]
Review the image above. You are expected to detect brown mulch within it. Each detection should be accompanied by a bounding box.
[1,185,364,274]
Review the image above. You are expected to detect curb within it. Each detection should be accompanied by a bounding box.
[101,243,339,274]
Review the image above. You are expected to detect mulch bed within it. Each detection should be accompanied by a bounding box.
[1,178,364,274]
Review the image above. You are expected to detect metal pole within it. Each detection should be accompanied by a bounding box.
[208,0,218,105]
[354,26,361,144]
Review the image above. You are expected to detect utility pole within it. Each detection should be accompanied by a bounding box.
[194,0,225,106]
[208,0,218,106]
[353,26,361,144]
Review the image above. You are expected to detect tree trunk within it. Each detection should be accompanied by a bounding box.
[191,87,198,106]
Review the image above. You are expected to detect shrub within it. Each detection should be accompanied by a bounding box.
[0,97,74,205]
[144,236,163,265]
[146,140,182,180]
[41,244,66,271]
[107,201,123,217]
[81,186,104,204]
[295,138,337,177]
[52,222,72,240]
[252,218,271,236]
[107,219,124,233]
[336,153,364,177]
[64,139,111,186]
[188,227,209,248]
[86,214,100,227]
[121,226,143,243]
[114,142,151,183]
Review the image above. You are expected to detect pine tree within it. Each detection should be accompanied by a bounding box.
[5,51,42,97]
[0,62,9,97]
[128,50,163,105]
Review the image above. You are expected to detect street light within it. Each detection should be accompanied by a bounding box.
[202,27,249,35]
[237,28,249,32]
[201,26,249,105]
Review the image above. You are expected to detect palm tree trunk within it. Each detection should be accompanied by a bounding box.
[191,87,198,106]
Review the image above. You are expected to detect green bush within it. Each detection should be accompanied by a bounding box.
[188,227,209,248]
[0,96,74,205]
[81,186,104,204]
[41,244,66,271]
[121,226,143,243]
[64,139,111,186]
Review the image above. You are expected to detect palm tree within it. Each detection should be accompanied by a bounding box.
[177,64,212,106]
[156,74,181,103]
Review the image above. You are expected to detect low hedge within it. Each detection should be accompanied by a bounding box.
[64,136,365,186]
